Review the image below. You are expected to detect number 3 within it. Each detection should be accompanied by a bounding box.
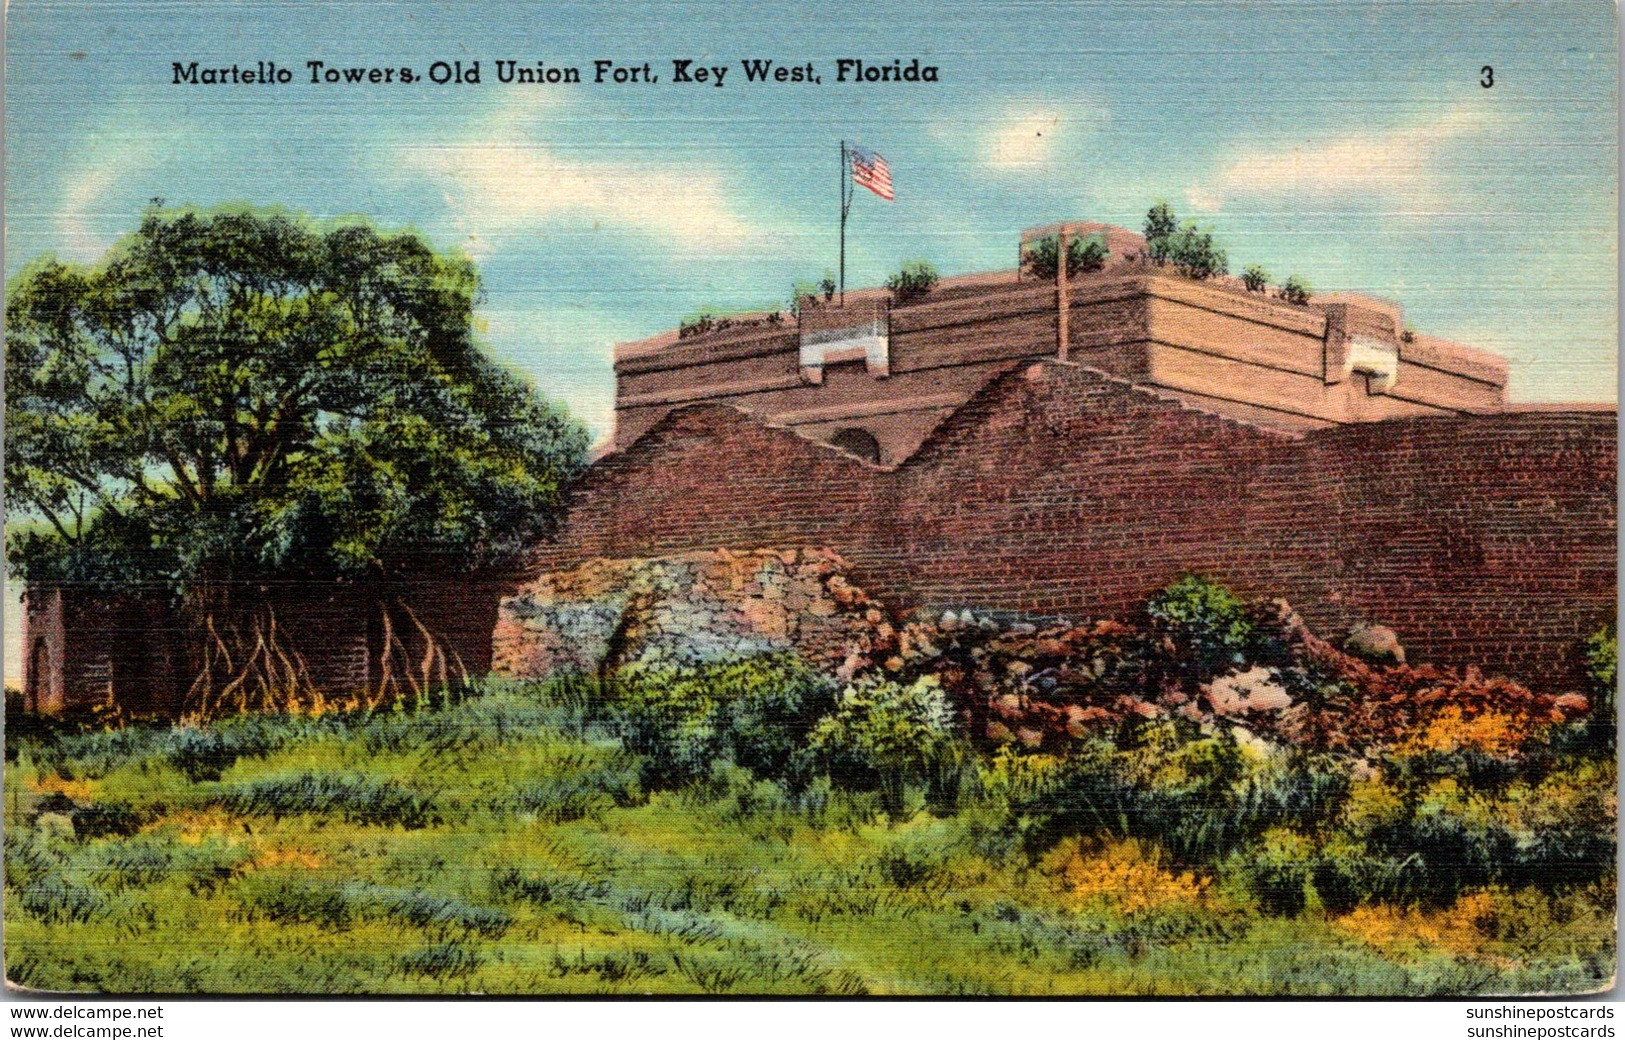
[1481,65,1494,87]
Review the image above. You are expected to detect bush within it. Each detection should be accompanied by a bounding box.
[400,941,481,979]
[1584,624,1615,706]
[1231,828,1315,916]
[1242,264,1270,293]
[1278,275,1312,306]
[1022,234,1109,280]
[1143,201,1178,243]
[614,655,835,788]
[806,675,969,816]
[1142,203,1226,280]
[1163,224,1227,280]
[885,259,939,298]
[1146,575,1254,685]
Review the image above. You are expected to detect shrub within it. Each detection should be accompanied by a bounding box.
[614,655,835,788]
[1278,275,1312,306]
[1242,264,1270,293]
[1146,575,1254,685]
[400,941,481,979]
[1143,201,1178,244]
[1142,203,1226,280]
[885,259,939,298]
[806,675,968,816]
[1164,224,1227,280]
[1022,234,1109,280]
[1584,624,1615,717]
[71,800,148,839]
[790,280,822,314]
[1230,828,1315,916]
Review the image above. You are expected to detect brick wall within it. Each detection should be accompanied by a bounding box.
[536,361,1616,689]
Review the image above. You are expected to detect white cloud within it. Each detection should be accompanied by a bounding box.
[401,94,765,256]
[479,304,634,442]
[1187,106,1495,212]
[58,111,184,261]
[985,109,1065,172]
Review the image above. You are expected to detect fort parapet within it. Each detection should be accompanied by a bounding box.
[614,223,1509,464]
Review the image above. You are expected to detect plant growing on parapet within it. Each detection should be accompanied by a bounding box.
[1143,202,1227,280]
[1166,224,1228,280]
[820,273,837,301]
[1143,200,1178,246]
[1278,274,1312,306]
[1021,233,1110,280]
[885,259,939,299]
[789,282,821,316]
[679,313,716,338]
[4,204,590,717]
[1242,264,1270,293]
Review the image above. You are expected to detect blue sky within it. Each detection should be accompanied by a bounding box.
[3,0,1618,673]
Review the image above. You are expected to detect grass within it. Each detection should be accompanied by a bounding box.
[3,677,1614,995]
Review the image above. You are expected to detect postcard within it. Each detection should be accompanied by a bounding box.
[3,0,1617,998]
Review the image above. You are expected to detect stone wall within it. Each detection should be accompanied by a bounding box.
[492,548,888,679]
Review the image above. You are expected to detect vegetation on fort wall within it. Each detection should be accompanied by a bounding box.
[1021,233,1110,280]
[5,578,1613,995]
[885,259,940,298]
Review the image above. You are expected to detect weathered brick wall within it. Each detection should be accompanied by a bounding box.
[1281,412,1618,683]
[532,405,897,594]
[535,361,1616,690]
[884,363,1294,615]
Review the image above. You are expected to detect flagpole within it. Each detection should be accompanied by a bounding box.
[838,140,847,307]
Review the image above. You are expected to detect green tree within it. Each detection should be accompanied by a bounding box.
[1143,201,1179,245]
[5,204,589,715]
[885,259,939,298]
[1142,202,1227,280]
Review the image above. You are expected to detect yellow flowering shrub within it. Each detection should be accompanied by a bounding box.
[1056,837,1211,915]
[1399,707,1532,758]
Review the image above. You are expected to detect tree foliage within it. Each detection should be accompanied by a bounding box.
[6,204,588,587]
[6,205,590,712]
[1142,202,1228,280]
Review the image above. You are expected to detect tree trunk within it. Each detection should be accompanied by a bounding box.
[180,585,471,720]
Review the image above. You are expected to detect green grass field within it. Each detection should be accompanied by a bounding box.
[4,677,1614,995]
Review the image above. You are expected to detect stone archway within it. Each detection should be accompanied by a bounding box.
[830,427,882,463]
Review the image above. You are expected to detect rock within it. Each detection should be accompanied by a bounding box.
[1204,666,1293,715]
[1343,624,1406,665]
[1554,692,1590,713]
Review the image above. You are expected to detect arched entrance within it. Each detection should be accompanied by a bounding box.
[830,427,882,464]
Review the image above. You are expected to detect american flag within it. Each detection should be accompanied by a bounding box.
[849,144,893,201]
